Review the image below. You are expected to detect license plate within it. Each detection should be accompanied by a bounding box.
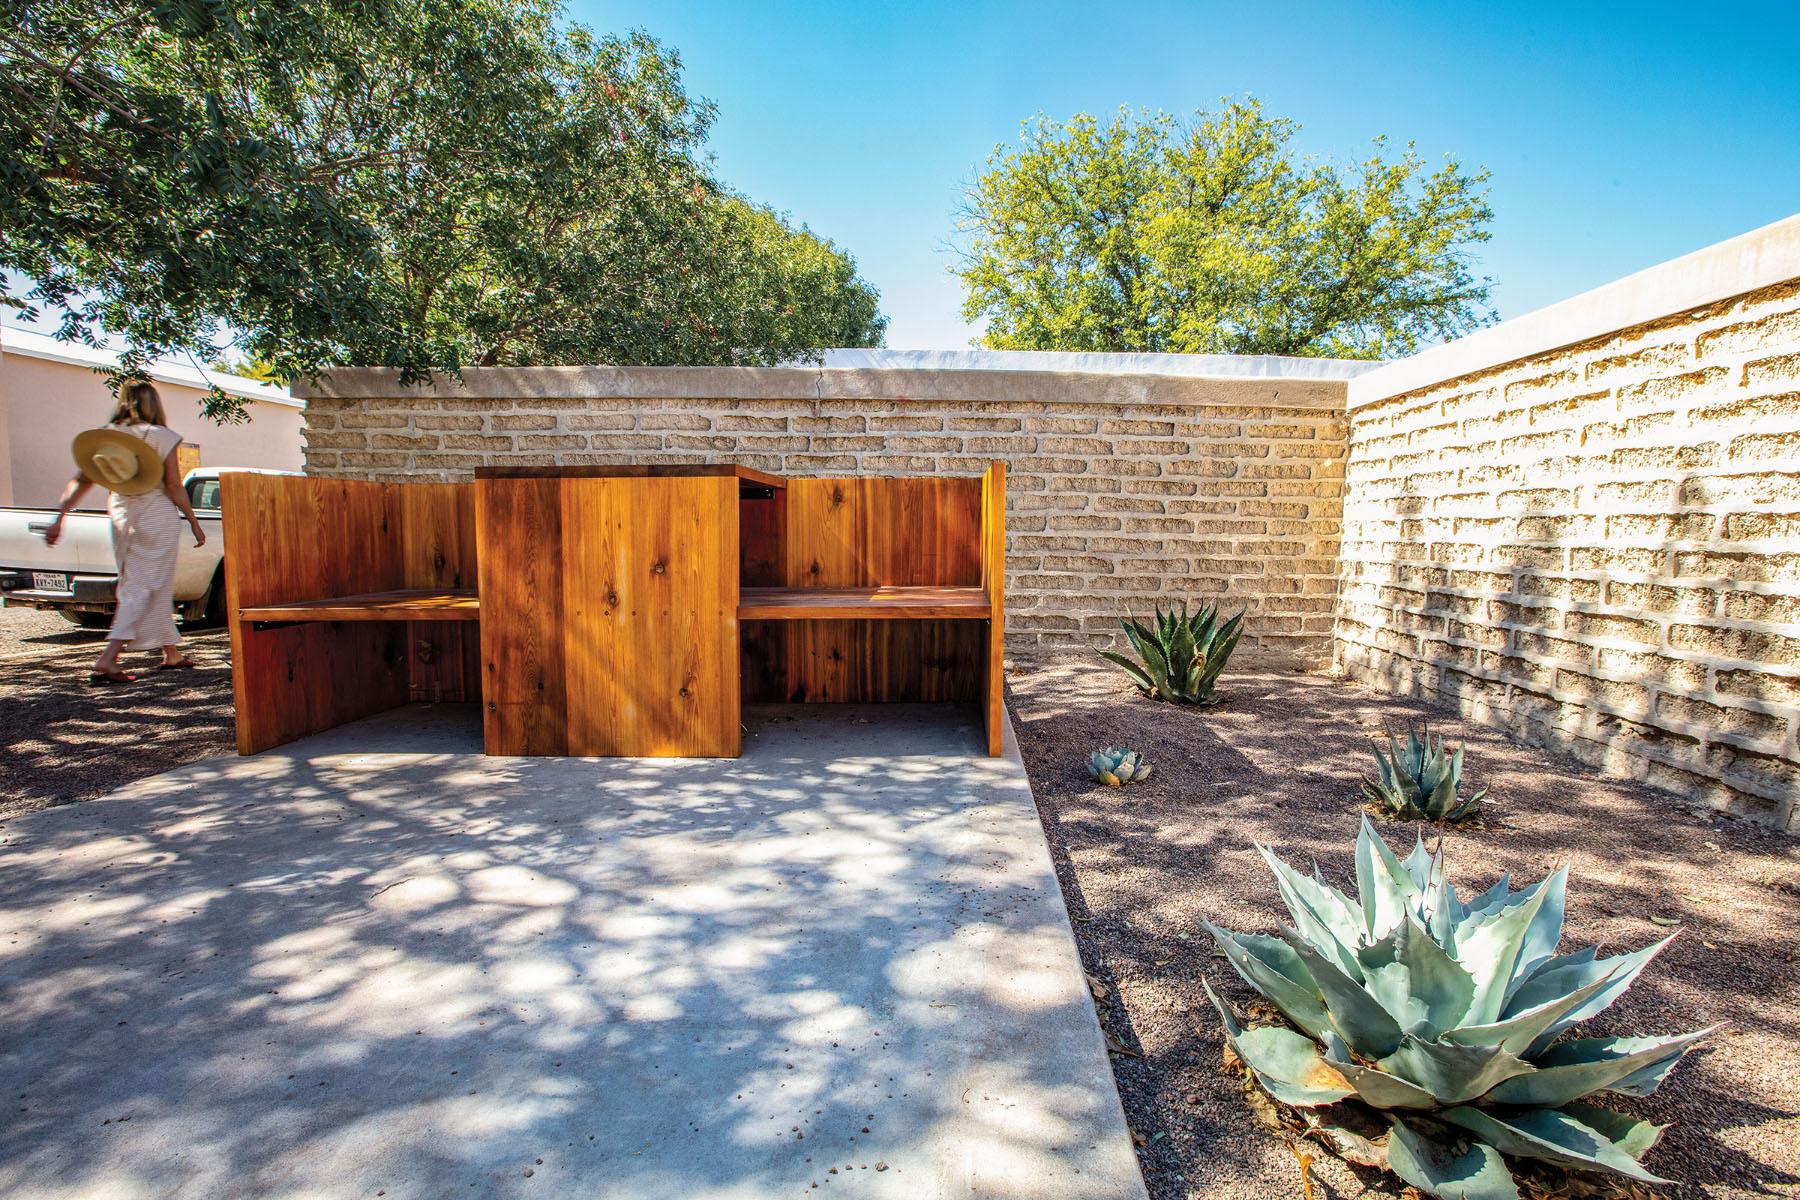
[32,572,70,592]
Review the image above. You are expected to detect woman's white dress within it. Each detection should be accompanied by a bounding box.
[105,422,184,650]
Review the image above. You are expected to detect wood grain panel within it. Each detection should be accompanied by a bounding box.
[402,483,479,590]
[561,477,739,757]
[769,476,985,707]
[981,461,1007,756]
[476,476,568,755]
[784,477,982,588]
[221,473,410,754]
[400,483,481,704]
[770,619,982,703]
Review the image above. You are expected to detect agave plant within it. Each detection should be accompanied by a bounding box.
[1101,601,1243,706]
[1088,745,1153,786]
[1363,725,1490,822]
[1203,818,1711,1200]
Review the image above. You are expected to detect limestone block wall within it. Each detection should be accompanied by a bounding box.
[1337,218,1800,829]
[299,364,1355,663]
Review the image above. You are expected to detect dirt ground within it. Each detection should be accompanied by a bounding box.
[1009,650,1800,1200]
[0,606,233,820]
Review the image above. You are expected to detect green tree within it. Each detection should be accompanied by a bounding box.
[956,100,1495,359]
[1,0,883,419]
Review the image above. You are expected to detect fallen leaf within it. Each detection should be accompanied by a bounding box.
[1649,916,1680,926]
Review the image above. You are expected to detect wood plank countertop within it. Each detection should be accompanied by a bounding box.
[238,589,481,623]
[738,586,991,620]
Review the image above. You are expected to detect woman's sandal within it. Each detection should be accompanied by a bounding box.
[88,669,138,685]
[154,659,197,671]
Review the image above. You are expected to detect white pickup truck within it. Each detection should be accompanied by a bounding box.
[0,468,229,629]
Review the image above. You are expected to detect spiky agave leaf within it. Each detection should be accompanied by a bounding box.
[1086,745,1153,785]
[1203,819,1709,1198]
[1362,725,1490,823]
[1098,598,1245,705]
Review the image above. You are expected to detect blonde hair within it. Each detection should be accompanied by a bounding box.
[110,380,167,426]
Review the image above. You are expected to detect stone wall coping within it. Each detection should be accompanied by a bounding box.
[809,348,1382,380]
[297,364,1349,411]
[1347,210,1800,410]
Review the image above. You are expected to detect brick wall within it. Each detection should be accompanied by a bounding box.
[1336,277,1800,828]
[299,366,1352,663]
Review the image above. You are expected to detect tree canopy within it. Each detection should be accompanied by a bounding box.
[1,0,884,418]
[955,100,1495,359]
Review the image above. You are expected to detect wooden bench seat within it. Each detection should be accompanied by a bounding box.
[738,586,991,620]
[238,589,480,623]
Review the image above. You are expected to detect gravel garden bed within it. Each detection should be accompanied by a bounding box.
[1008,650,1800,1200]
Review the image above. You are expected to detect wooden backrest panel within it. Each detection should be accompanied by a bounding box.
[785,477,981,588]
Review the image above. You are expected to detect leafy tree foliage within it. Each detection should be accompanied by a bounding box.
[1,0,883,418]
[956,100,1495,359]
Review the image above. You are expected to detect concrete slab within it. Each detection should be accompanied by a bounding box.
[0,704,1146,1200]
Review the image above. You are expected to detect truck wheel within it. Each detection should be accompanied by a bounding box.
[62,611,113,629]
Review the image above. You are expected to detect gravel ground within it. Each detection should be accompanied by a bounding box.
[1009,649,1800,1200]
[0,604,233,819]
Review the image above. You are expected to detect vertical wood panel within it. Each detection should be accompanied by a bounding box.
[477,477,568,755]
[982,461,1007,756]
[561,477,739,757]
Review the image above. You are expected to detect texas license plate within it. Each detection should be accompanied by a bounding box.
[32,572,70,592]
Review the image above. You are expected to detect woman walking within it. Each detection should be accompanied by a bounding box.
[45,381,208,684]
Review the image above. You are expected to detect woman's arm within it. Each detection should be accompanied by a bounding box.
[43,473,95,547]
[160,450,207,547]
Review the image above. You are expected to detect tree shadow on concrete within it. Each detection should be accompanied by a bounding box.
[0,702,1140,1199]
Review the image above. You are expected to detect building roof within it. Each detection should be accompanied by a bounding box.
[0,325,300,409]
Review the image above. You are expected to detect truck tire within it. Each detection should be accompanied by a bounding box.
[203,565,228,627]
[185,565,228,629]
[61,611,113,629]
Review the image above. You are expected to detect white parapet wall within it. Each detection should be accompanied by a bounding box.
[1337,213,1800,828]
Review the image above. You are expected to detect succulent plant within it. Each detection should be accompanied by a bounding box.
[1203,817,1711,1200]
[1363,725,1489,822]
[1088,745,1153,786]
[1100,600,1243,706]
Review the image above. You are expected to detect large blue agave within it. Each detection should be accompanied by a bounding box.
[1203,818,1712,1200]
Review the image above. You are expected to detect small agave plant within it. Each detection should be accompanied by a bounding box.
[1203,818,1711,1200]
[1364,725,1490,823]
[1088,745,1153,786]
[1100,600,1244,706]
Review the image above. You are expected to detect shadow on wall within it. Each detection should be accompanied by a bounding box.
[1335,460,1798,829]
[0,706,1131,1199]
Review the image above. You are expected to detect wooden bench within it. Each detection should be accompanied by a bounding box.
[222,462,1005,759]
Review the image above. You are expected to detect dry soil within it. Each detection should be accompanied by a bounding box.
[1009,650,1800,1200]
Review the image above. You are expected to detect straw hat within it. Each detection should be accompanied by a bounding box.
[71,428,165,496]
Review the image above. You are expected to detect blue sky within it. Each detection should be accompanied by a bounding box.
[569,0,1800,351]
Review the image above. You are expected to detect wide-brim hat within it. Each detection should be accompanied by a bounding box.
[71,427,165,496]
